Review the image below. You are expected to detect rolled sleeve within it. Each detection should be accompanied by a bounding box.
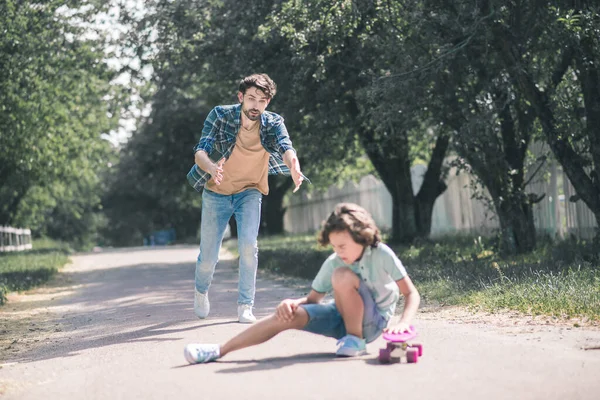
[268,117,294,155]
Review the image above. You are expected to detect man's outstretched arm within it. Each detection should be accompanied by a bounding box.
[283,149,304,193]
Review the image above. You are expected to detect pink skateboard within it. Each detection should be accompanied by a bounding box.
[378,325,423,364]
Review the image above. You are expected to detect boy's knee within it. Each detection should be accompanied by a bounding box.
[331,267,359,289]
[292,306,309,329]
[267,308,308,330]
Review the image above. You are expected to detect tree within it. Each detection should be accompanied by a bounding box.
[258,0,450,241]
[0,0,122,247]
[366,0,575,253]
[103,84,208,245]
[403,0,543,253]
[480,1,600,236]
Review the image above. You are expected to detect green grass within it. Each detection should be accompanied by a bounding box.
[466,267,600,319]
[0,238,72,305]
[252,233,600,322]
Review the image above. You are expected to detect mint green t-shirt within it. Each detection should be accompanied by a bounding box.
[311,243,408,321]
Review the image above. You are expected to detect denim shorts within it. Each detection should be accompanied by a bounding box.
[300,281,388,343]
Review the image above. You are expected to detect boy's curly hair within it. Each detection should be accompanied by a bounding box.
[318,203,381,248]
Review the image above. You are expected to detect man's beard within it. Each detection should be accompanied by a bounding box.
[242,104,261,121]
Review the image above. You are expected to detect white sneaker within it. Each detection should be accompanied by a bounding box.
[184,343,220,364]
[194,289,210,319]
[237,304,256,323]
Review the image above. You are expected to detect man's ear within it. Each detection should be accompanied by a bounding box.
[237,91,244,103]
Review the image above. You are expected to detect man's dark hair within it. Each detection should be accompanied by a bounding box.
[239,73,277,99]
[318,203,381,249]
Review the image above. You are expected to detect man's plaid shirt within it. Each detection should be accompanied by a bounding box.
[187,104,308,191]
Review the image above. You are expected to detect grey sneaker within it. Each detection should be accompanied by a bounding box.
[194,289,210,319]
[335,334,367,357]
[237,304,256,323]
[184,343,220,364]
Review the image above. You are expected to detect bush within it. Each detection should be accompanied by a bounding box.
[259,248,331,279]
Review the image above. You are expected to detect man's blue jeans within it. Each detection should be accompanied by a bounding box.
[195,188,262,305]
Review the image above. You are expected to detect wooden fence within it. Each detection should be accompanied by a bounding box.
[0,226,33,252]
[284,150,597,239]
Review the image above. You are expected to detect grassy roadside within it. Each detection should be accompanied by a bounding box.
[0,238,72,305]
[249,234,600,323]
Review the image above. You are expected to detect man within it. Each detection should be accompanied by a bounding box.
[187,73,306,323]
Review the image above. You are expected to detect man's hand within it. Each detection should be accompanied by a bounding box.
[383,323,413,335]
[210,158,225,185]
[195,151,225,185]
[275,298,299,322]
[290,157,304,193]
[283,150,304,193]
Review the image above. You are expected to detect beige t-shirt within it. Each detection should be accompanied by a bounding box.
[206,123,270,195]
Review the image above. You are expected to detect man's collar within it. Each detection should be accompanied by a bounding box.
[233,104,242,127]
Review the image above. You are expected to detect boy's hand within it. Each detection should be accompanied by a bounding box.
[383,323,413,335]
[276,299,299,322]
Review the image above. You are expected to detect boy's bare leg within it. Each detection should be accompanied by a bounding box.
[331,267,364,338]
[220,306,310,357]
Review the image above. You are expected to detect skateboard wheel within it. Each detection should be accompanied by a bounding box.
[379,349,391,364]
[414,343,423,357]
[386,342,395,351]
[407,349,419,363]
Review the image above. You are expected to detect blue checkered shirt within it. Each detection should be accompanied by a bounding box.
[187,104,309,191]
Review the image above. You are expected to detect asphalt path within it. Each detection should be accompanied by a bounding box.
[1,245,599,399]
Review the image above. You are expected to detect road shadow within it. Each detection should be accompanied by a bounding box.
[2,252,296,364]
[212,352,371,373]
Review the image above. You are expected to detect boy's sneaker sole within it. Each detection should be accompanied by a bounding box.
[336,348,367,357]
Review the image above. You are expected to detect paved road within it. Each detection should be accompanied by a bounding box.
[1,245,599,399]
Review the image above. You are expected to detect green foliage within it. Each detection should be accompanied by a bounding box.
[258,1,451,240]
[0,0,124,247]
[478,2,600,235]
[102,86,207,246]
[0,238,72,305]
[110,0,599,248]
[106,0,377,243]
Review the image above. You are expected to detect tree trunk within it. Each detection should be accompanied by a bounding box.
[359,126,418,242]
[415,133,450,237]
[494,196,537,254]
[389,175,419,243]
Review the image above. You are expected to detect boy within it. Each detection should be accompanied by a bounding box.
[184,203,420,363]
